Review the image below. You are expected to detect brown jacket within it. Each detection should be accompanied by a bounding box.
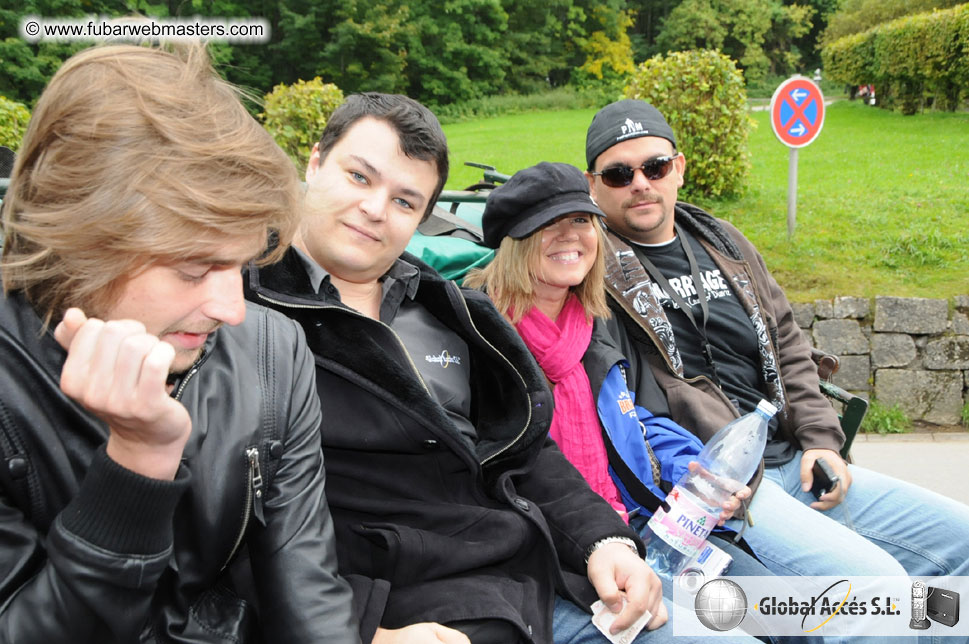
[602,202,845,494]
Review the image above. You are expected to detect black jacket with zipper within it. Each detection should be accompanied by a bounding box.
[245,248,643,644]
[0,289,358,644]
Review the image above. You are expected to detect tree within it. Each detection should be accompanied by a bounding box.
[655,0,815,82]
[764,1,816,75]
[626,0,681,61]
[0,0,283,107]
[572,3,635,84]
[320,3,413,95]
[400,0,510,105]
[500,0,575,92]
[0,0,101,104]
[789,0,841,69]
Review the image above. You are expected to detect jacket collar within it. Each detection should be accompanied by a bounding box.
[249,246,440,308]
[666,202,743,261]
[289,245,421,305]
[0,287,218,387]
[0,290,67,381]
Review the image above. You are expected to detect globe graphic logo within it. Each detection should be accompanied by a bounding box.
[694,579,748,631]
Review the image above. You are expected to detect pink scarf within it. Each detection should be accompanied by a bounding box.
[515,294,627,520]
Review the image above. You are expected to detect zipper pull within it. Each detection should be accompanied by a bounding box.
[246,447,266,525]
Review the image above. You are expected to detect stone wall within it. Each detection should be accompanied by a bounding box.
[792,295,969,425]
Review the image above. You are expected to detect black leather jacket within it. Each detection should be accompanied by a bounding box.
[0,290,359,644]
[246,249,643,644]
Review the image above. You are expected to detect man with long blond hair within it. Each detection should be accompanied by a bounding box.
[0,44,357,643]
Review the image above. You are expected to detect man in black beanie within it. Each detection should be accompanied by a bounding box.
[586,98,969,581]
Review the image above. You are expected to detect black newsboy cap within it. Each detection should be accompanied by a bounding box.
[481,162,604,249]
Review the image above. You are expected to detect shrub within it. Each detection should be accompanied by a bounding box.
[822,3,969,113]
[0,96,31,152]
[860,400,911,434]
[624,50,752,201]
[260,78,344,169]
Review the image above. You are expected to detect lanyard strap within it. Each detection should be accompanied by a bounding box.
[631,224,721,386]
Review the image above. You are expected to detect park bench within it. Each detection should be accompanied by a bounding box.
[811,349,868,459]
[415,162,868,459]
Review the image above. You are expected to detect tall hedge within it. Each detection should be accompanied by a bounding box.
[822,4,969,113]
[624,50,752,200]
[260,78,345,169]
[0,96,30,152]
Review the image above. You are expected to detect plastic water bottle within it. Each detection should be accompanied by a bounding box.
[644,399,777,578]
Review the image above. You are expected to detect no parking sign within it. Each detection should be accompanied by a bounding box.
[770,75,825,237]
[770,76,825,148]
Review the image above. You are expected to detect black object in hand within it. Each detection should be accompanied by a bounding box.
[810,457,840,499]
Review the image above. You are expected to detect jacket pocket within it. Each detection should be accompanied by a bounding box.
[353,522,422,585]
[189,586,255,643]
[140,586,255,643]
[353,511,529,586]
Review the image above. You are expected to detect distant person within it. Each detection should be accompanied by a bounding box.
[584,98,969,581]
[244,92,681,644]
[0,44,357,643]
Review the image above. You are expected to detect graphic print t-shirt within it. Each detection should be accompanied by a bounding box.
[634,229,793,464]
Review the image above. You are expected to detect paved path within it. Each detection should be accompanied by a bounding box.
[848,432,969,506]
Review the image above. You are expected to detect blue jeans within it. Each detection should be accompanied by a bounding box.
[724,452,969,644]
[726,452,969,579]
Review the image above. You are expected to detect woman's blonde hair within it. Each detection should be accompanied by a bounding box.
[1,44,301,327]
[465,217,610,324]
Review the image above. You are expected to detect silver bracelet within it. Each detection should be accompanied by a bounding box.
[585,536,639,563]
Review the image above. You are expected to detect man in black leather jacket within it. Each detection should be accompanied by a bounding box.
[0,45,357,643]
[246,93,669,644]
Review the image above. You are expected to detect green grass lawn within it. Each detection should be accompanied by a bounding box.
[442,101,969,301]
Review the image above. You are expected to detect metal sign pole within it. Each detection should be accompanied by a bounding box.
[787,147,798,239]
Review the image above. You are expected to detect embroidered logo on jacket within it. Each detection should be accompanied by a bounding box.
[425,350,462,368]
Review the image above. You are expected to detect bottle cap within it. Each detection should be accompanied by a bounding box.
[755,399,778,417]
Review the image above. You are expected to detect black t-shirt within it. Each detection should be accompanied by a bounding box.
[633,229,793,464]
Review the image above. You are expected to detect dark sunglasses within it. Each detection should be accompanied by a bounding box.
[590,155,678,188]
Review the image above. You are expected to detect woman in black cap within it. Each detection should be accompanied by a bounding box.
[465,161,775,585]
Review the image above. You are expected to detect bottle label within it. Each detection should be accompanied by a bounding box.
[647,485,718,557]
